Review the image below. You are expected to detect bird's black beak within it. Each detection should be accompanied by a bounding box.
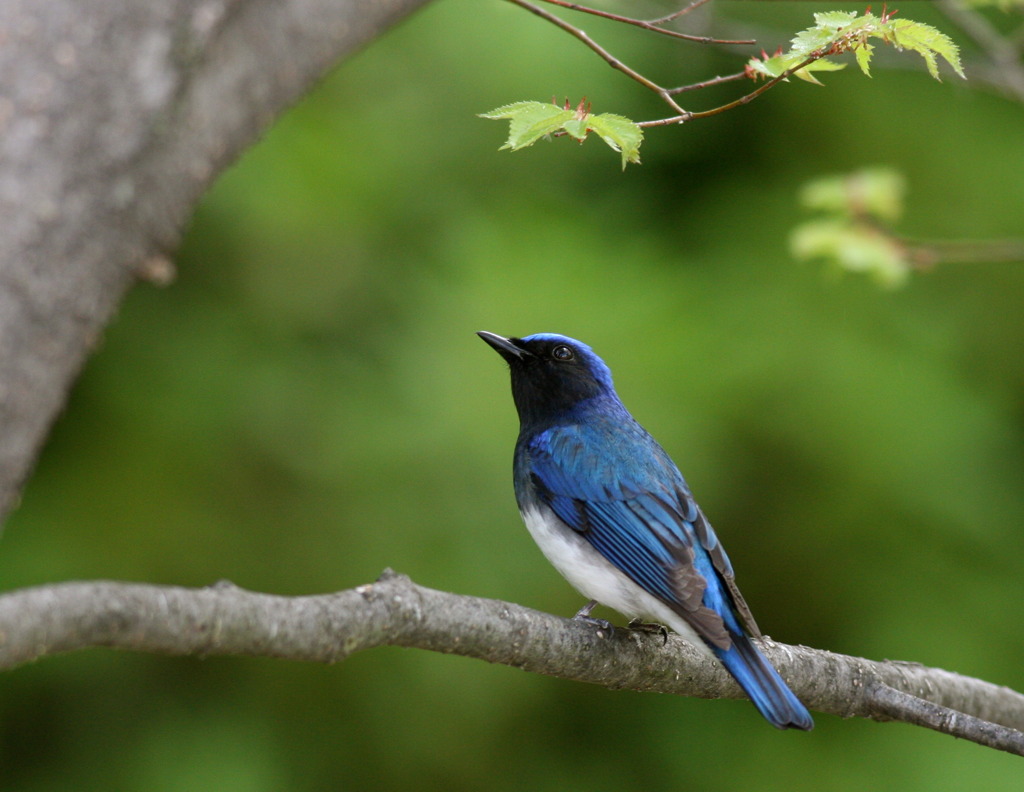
[477,331,530,364]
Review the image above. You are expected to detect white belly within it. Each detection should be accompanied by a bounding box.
[519,502,713,658]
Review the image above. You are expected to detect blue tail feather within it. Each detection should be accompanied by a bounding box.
[715,633,813,731]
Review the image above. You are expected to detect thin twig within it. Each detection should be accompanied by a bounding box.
[506,0,879,129]
[668,70,747,94]
[646,0,713,27]
[906,238,1024,269]
[537,0,753,45]
[636,52,823,127]
[508,0,688,114]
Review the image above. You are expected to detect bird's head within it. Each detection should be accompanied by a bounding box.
[477,331,617,426]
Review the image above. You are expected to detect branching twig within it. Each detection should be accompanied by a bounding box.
[508,0,688,114]
[646,0,713,28]
[536,0,753,45]
[636,53,825,127]
[504,0,886,129]
[507,0,1010,139]
[668,70,747,95]
[868,683,1024,756]
[508,0,826,123]
[2,571,1023,755]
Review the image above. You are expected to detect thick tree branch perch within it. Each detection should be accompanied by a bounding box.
[1,571,1022,754]
[0,0,431,525]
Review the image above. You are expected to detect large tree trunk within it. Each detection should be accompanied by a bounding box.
[0,0,431,523]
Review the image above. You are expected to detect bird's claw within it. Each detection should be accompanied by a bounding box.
[573,600,614,636]
[574,613,615,635]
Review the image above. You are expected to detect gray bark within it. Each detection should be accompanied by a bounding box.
[1,571,1022,755]
[0,0,431,522]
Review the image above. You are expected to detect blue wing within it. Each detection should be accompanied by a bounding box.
[519,418,754,650]
[519,418,814,730]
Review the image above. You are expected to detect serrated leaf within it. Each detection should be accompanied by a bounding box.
[481,101,643,168]
[794,12,857,54]
[586,113,643,169]
[885,19,965,80]
[752,10,965,87]
[854,41,873,76]
[813,11,859,26]
[792,59,847,85]
[748,55,845,84]
[479,102,575,150]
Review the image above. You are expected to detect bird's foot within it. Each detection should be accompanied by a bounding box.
[573,600,614,636]
[627,618,669,645]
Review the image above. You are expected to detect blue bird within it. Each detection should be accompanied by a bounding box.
[478,331,813,730]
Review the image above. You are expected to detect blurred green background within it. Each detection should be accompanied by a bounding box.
[2,0,1023,789]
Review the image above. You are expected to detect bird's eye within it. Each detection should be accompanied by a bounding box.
[552,345,574,361]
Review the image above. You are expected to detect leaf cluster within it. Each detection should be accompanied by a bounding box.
[479,100,643,169]
[481,7,967,167]
[747,11,965,84]
[790,168,912,287]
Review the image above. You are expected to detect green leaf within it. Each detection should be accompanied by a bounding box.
[748,55,845,85]
[480,101,643,168]
[884,19,965,80]
[747,10,965,86]
[586,113,643,169]
[790,219,910,287]
[797,11,858,52]
[799,167,906,223]
[854,41,873,77]
[478,102,575,151]
[793,167,913,287]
